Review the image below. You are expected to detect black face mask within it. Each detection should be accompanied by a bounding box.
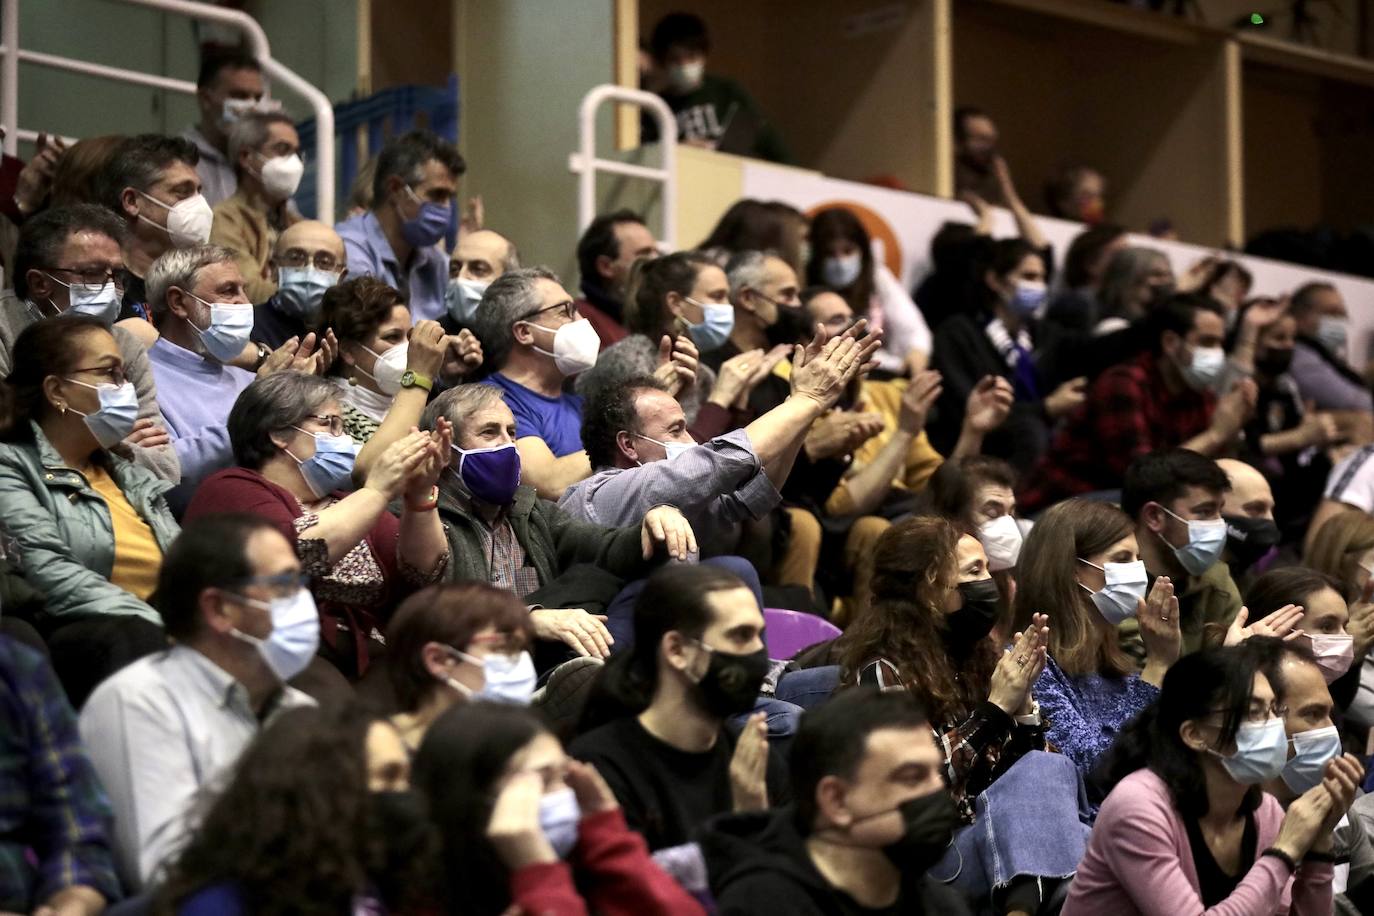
[367,790,433,882]
[690,642,771,719]
[945,578,1000,650]
[1254,347,1295,377]
[881,789,961,874]
[765,301,811,349]
[1224,515,1281,571]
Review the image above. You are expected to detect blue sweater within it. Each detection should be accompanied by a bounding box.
[1034,654,1159,777]
[147,338,253,498]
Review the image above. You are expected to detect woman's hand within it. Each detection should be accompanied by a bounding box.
[566,759,619,816]
[641,505,697,560]
[730,712,770,812]
[1223,604,1305,647]
[988,613,1048,716]
[1274,777,1337,861]
[1139,576,1182,668]
[897,370,942,435]
[487,770,558,869]
[363,430,434,501]
[709,348,764,408]
[654,334,698,397]
[529,608,613,658]
[407,320,447,379]
[404,419,452,503]
[123,418,171,451]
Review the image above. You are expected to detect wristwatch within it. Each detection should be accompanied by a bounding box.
[1014,700,1042,727]
[251,342,271,371]
[399,370,433,392]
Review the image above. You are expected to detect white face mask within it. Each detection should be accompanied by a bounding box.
[254,153,304,201]
[358,342,409,396]
[441,645,537,705]
[667,60,705,93]
[1178,345,1225,391]
[221,97,261,127]
[822,253,863,289]
[632,433,693,465]
[40,273,121,324]
[228,588,321,683]
[1077,558,1149,626]
[977,515,1023,572]
[529,318,600,376]
[1317,315,1348,354]
[137,190,214,248]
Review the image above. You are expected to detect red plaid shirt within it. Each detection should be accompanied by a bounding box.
[1019,351,1215,512]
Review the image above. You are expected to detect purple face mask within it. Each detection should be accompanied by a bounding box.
[451,443,522,506]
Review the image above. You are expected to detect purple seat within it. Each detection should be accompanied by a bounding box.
[763,608,842,660]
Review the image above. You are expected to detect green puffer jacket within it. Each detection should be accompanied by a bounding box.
[0,422,179,624]
[439,482,653,588]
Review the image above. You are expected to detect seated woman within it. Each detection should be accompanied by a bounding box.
[185,371,450,679]
[1065,646,1360,915]
[576,251,735,435]
[0,316,176,704]
[1246,566,1356,700]
[1015,498,1179,781]
[156,704,433,915]
[321,276,446,445]
[386,581,536,753]
[839,515,1046,821]
[413,701,704,916]
[1304,509,1374,728]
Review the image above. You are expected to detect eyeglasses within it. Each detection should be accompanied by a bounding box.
[516,300,578,324]
[1207,701,1288,724]
[68,364,128,386]
[274,249,341,272]
[226,572,309,600]
[44,266,131,289]
[298,414,345,437]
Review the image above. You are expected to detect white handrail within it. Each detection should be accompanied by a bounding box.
[568,84,677,249]
[0,0,335,223]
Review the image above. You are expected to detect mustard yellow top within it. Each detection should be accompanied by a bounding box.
[87,464,162,600]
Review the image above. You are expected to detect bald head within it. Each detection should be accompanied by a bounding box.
[272,220,346,274]
[451,229,519,283]
[1218,458,1274,520]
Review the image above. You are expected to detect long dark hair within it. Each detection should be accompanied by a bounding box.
[698,198,806,272]
[576,563,745,734]
[0,315,111,443]
[622,251,716,337]
[1245,566,1344,618]
[156,704,431,916]
[977,238,1041,317]
[805,207,875,314]
[1096,646,1262,818]
[412,702,549,916]
[839,516,998,725]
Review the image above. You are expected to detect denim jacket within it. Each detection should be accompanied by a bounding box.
[0,422,178,624]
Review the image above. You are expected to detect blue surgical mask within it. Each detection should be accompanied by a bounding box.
[1076,558,1148,625]
[42,273,120,324]
[539,786,582,859]
[1211,717,1288,785]
[286,428,358,498]
[1317,315,1348,354]
[1159,507,1228,576]
[65,379,139,448]
[187,292,254,363]
[823,253,863,289]
[683,297,735,352]
[450,442,522,506]
[228,587,321,682]
[633,433,693,464]
[275,267,338,322]
[442,645,537,705]
[399,186,452,248]
[446,277,489,324]
[1010,280,1047,316]
[1281,725,1342,793]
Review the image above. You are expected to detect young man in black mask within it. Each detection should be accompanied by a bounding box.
[570,564,788,852]
[703,688,972,915]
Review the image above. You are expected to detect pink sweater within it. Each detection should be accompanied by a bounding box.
[1064,769,1333,916]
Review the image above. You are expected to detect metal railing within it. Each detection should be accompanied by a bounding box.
[568,84,677,248]
[0,0,335,222]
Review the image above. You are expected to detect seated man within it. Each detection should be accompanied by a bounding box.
[79,514,316,891]
[1019,294,1256,513]
[143,244,257,502]
[573,210,658,349]
[471,267,600,499]
[334,129,464,323]
[1218,457,1280,583]
[102,134,213,321]
[1119,448,1243,661]
[420,383,695,663]
[0,636,121,916]
[570,564,788,852]
[443,227,519,331]
[251,219,347,349]
[1249,636,1374,913]
[1289,281,1373,413]
[209,112,304,305]
[6,203,178,481]
[703,688,972,915]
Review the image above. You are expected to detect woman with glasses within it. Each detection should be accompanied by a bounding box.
[184,371,451,680]
[0,316,178,704]
[1066,645,1361,915]
[413,701,704,916]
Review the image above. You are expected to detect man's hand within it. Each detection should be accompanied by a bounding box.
[123,417,171,451]
[730,712,770,812]
[641,505,697,560]
[790,319,882,409]
[407,319,447,379]
[14,133,66,216]
[530,608,614,658]
[963,376,1014,434]
[441,328,484,380]
[1045,377,1087,419]
[804,411,884,460]
[1296,409,1341,450]
[1211,378,1259,440]
[897,370,942,435]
